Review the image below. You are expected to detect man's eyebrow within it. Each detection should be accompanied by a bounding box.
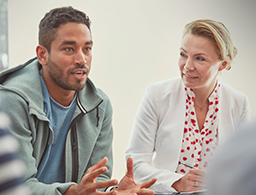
[85,40,93,45]
[60,40,76,45]
[60,40,93,46]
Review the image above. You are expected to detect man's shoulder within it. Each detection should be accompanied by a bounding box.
[0,58,43,111]
[96,88,110,102]
[0,57,39,85]
[78,79,112,113]
[83,78,111,102]
[95,88,112,113]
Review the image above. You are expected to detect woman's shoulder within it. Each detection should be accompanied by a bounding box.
[145,77,184,100]
[220,82,248,99]
[148,77,183,91]
[219,82,250,112]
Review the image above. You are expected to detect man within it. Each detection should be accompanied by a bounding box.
[0,6,156,195]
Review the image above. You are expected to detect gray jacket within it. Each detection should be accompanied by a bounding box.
[0,58,113,194]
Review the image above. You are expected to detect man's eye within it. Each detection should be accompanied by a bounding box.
[84,47,92,51]
[65,48,73,52]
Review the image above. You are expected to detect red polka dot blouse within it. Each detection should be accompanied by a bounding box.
[176,83,220,174]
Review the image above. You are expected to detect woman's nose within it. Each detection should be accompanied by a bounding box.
[184,58,195,71]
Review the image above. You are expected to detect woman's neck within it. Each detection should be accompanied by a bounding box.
[192,81,218,106]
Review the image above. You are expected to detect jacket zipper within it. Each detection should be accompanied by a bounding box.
[68,112,86,182]
[71,125,78,182]
[68,96,88,182]
[68,96,103,182]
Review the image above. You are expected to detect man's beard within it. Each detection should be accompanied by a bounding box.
[47,57,88,91]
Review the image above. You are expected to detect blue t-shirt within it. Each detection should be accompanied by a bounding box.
[36,70,77,184]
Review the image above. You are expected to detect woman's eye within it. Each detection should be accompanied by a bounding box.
[197,56,205,61]
[180,52,186,57]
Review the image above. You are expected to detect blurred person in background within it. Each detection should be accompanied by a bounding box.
[207,121,256,195]
[0,111,30,195]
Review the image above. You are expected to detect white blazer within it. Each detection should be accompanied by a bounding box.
[125,77,250,193]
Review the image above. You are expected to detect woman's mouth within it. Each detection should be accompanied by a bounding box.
[183,73,198,78]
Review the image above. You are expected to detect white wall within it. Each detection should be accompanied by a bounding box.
[8,0,256,180]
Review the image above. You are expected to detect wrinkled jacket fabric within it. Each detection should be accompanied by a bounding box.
[0,58,114,194]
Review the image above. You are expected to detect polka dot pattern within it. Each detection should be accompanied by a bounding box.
[176,83,220,174]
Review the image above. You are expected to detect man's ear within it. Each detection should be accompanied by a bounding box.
[36,45,48,66]
[218,61,228,71]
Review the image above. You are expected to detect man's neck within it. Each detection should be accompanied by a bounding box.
[42,70,76,107]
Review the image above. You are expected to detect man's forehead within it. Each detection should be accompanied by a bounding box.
[52,23,92,45]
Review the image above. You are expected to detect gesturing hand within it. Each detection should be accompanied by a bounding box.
[64,157,118,195]
[115,157,157,195]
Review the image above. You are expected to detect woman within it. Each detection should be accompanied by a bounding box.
[125,19,250,193]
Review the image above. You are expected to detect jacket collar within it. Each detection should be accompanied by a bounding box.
[0,57,103,116]
[77,78,103,114]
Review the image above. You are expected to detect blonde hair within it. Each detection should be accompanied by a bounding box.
[183,19,237,70]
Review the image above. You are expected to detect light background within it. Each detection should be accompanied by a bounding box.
[8,0,256,180]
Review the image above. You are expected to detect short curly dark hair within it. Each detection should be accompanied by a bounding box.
[38,6,91,52]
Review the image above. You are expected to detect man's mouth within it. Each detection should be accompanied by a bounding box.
[72,69,87,76]
[73,70,85,76]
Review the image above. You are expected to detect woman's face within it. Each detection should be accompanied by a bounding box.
[178,33,226,93]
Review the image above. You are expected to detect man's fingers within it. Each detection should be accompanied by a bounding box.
[125,157,134,177]
[93,157,108,170]
[86,157,108,173]
[96,190,116,195]
[137,188,155,195]
[83,166,109,183]
[141,178,157,189]
[90,179,118,190]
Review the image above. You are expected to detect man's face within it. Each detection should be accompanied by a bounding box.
[44,22,93,92]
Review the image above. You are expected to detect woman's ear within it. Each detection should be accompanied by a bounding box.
[218,61,228,71]
[36,45,48,66]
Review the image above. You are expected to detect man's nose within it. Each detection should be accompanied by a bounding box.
[75,50,87,65]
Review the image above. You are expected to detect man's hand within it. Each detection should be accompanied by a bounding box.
[64,157,157,195]
[64,157,118,195]
[172,168,206,192]
[115,157,157,195]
